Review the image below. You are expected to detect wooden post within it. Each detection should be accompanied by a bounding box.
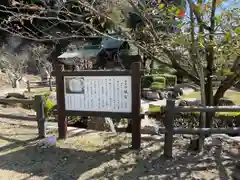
[198,112,206,152]
[49,78,53,91]
[198,65,206,152]
[35,95,46,138]
[27,80,30,92]
[55,64,67,139]
[131,61,141,149]
[164,99,175,158]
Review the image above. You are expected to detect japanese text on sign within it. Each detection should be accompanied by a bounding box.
[64,76,132,113]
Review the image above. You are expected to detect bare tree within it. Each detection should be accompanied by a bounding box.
[0,0,239,128]
[0,46,28,88]
[30,45,52,81]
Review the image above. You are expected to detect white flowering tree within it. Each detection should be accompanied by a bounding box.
[0,47,28,88]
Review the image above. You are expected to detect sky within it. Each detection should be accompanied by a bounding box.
[222,0,240,8]
[183,0,240,17]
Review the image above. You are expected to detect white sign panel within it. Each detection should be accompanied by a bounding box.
[64,76,132,113]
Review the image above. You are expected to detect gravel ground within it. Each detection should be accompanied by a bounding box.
[0,108,239,180]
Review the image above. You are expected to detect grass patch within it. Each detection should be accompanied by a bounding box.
[189,111,240,117]
[182,90,240,105]
[144,89,240,115]
[148,104,163,113]
[180,89,240,117]
[181,91,200,99]
[150,82,165,90]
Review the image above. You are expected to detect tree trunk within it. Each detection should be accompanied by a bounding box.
[176,71,184,84]
[205,78,214,128]
[205,49,214,128]
[214,74,239,105]
[12,79,20,88]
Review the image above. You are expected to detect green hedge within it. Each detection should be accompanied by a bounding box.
[191,111,240,117]
[148,104,163,113]
[142,75,167,89]
[150,81,166,90]
[41,92,56,118]
[153,76,166,83]
[220,68,234,76]
[142,75,154,88]
[142,73,177,88]
[155,73,177,87]
[150,67,176,74]
[146,104,240,117]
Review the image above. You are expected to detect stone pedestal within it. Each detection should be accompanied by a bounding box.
[88,117,116,132]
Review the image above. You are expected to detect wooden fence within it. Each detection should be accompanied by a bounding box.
[162,99,240,158]
[27,79,55,92]
[0,95,46,138]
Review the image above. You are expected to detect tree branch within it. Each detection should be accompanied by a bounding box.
[214,56,240,105]
[190,0,211,31]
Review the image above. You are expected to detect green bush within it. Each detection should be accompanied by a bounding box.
[157,74,177,87]
[44,100,56,117]
[142,75,154,88]
[148,104,162,113]
[146,104,239,129]
[153,76,166,83]
[151,66,176,74]
[142,74,174,89]
[217,111,240,117]
[150,81,166,90]
[41,92,51,101]
[41,92,56,118]
[190,111,240,117]
[220,68,234,76]
[147,107,240,118]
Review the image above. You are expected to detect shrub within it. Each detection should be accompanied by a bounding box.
[220,68,234,76]
[146,103,240,129]
[142,75,154,88]
[41,92,51,101]
[41,92,56,118]
[150,81,166,90]
[157,74,177,87]
[149,104,162,113]
[151,66,176,74]
[44,100,56,117]
[153,76,166,83]
[142,74,175,89]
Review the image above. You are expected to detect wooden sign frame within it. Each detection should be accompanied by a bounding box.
[52,58,143,149]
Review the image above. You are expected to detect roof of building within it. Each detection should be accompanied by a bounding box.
[58,45,102,59]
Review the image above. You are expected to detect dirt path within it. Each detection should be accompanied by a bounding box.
[0,118,240,180]
[0,86,239,179]
[0,88,26,97]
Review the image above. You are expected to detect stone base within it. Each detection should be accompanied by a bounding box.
[88,117,116,132]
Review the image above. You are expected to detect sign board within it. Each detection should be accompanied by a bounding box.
[64,76,132,112]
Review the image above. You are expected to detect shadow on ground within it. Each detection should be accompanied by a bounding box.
[0,132,239,179]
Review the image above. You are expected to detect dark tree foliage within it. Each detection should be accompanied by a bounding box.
[0,0,114,69]
[127,0,185,34]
